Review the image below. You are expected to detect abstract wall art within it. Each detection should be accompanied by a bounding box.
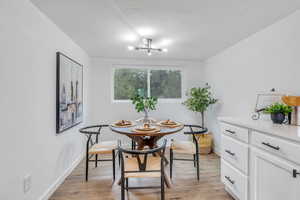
[56,52,83,133]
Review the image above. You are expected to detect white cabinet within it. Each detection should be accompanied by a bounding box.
[250,147,300,200]
[221,134,249,174]
[219,118,300,200]
[221,123,249,143]
[221,159,248,200]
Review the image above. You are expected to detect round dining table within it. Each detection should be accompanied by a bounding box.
[110,122,184,188]
[110,124,184,150]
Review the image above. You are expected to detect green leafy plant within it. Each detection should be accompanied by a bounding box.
[183,85,217,127]
[131,94,158,113]
[264,103,292,114]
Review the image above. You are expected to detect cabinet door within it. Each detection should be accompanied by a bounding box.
[250,147,300,200]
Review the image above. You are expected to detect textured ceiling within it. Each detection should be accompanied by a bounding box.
[31,0,300,60]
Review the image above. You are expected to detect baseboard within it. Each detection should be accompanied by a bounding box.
[39,152,84,200]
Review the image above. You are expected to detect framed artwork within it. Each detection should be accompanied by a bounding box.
[56,52,83,133]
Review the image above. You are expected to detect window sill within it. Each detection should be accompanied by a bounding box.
[112,98,184,104]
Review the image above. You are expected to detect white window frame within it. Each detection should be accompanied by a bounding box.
[111,65,185,103]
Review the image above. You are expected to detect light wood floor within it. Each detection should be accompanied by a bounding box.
[50,153,233,200]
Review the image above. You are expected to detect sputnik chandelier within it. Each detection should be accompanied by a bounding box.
[128,38,168,56]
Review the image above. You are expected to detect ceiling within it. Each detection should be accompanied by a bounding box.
[31,0,300,61]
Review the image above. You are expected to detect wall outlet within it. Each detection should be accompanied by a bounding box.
[23,174,31,194]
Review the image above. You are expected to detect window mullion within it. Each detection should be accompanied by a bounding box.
[147,69,151,97]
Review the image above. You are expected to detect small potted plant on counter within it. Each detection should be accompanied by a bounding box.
[264,103,292,124]
[131,94,158,123]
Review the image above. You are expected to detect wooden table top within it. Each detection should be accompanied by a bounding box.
[110,124,184,137]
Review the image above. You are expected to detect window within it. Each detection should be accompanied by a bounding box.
[113,67,182,100]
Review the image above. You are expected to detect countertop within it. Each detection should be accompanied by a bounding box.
[218,117,300,143]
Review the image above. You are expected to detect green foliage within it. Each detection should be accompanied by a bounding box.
[183,85,217,113]
[114,68,147,100]
[131,94,158,113]
[114,68,182,100]
[150,70,181,98]
[264,103,292,115]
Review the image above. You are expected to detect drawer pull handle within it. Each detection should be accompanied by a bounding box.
[262,142,280,150]
[225,176,235,184]
[293,169,300,178]
[225,129,235,134]
[225,150,235,156]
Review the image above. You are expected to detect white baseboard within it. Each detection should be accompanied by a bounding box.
[39,153,84,200]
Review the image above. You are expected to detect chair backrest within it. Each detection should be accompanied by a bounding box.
[118,139,167,172]
[79,125,109,147]
[183,124,208,151]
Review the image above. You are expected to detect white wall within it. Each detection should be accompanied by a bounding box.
[0,1,90,199]
[88,58,204,142]
[203,10,300,153]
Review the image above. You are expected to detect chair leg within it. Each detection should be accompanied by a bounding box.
[193,154,196,167]
[196,153,200,180]
[121,176,125,200]
[170,149,173,179]
[118,151,121,167]
[85,155,89,182]
[112,150,116,180]
[126,178,129,191]
[161,175,165,200]
[95,154,98,168]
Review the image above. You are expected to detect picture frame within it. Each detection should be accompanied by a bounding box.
[56,52,83,133]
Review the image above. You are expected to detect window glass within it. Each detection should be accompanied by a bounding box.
[150,70,182,98]
[113,68,182,100]
[114,68,147,100]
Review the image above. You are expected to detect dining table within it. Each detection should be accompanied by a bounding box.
[110,121,185,188]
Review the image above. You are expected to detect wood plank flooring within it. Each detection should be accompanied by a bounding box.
[50,153,233,200]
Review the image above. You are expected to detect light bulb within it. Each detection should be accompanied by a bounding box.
[128,46,134,51]
[147,52,152,56]
[162,48,168,52]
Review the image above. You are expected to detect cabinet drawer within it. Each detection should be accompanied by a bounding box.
[221,159,248,200]
[222,134,249,174]
[251,131,300,165]
[221,123,249,143]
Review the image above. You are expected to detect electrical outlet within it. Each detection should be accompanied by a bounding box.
[24,174,31,193]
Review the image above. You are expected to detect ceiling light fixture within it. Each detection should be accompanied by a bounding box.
[127,38,168,56]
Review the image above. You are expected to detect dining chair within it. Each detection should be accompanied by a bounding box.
[79,125,118,181]
[170,125,208,180]
[118,139,167,200]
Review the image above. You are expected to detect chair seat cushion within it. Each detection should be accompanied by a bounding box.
[89,141,118,155]
[124,156,161,178]
[170,140,196,154]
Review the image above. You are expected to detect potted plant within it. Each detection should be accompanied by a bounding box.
[264,103,292,124]
[183,84,217,127]
[183,84,217,155]
[131,94,158,123]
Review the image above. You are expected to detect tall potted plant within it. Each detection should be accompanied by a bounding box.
[183,84,217,127]
[131,94,158,123]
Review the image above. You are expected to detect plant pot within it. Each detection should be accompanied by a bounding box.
[271,113,285,124]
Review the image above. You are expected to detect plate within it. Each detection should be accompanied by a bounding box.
[132,127,161,134]
[111,120,134,128]
[157,120,182,128]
